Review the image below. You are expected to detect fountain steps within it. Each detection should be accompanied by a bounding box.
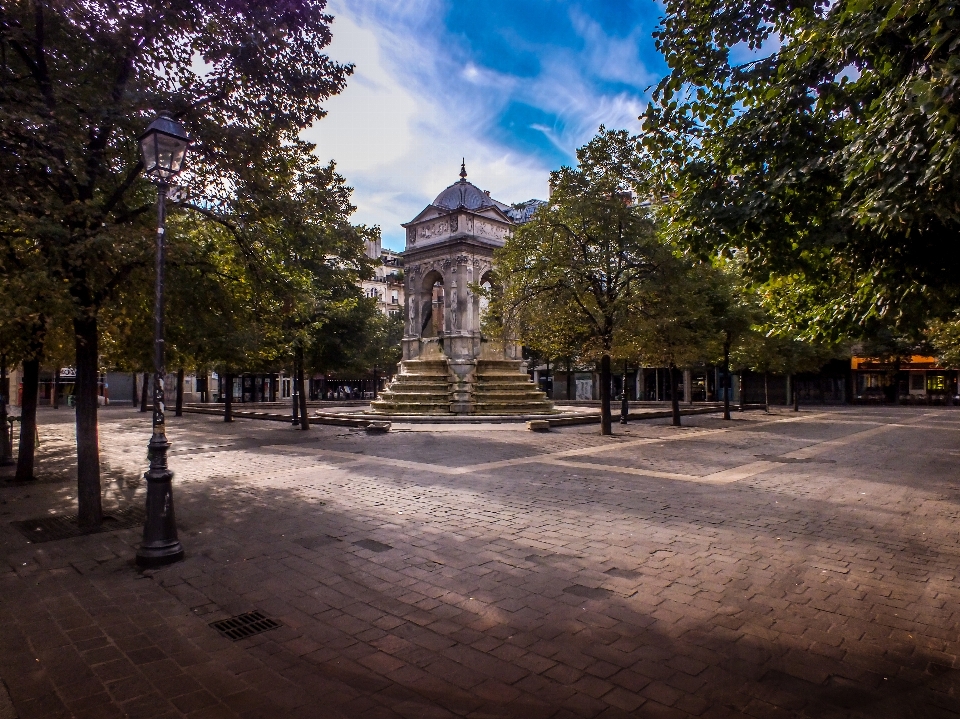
[370,356,554,416]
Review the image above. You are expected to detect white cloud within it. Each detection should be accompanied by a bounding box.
[305,1,652,250]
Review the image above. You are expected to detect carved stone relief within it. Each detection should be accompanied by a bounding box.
[474,219,508,240]
[417,219,450,241]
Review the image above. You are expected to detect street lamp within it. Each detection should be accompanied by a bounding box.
[136,111,189,567]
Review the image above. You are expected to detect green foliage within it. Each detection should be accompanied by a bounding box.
[305,298,381,376]
[489,129,668,362]
[620,260,730,369]
[363,312,404,374]
[643,0,960,339]
[927,315,960,368]
[0,0,364,516]
[0,0,352,336]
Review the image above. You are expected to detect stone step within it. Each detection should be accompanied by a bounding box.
[381,395,451,402]
[370,398,451,409]
[475,381,543,389]
[472,404,554,414]
[372,356,554,416]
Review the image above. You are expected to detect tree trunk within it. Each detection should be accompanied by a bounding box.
[224,373,233,422]
[566,358,573,401]
[15,357,41,482]
[74,316,102,528]
[291,371,299,424]
[670,364,681,427]
[0,354,11,467]
[722,341,731,421]
[764,372,770,413]
[296,345,310,431]
[175,368,184,417]
[620,360,629,424]
[739,374,745,412]
[599,354,612,435]
[52,367,60,408]
[140,372,149,411]
[793,378,800,412]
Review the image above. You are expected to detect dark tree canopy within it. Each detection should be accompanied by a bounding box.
[0,0,353,524]
[643,0,960,338]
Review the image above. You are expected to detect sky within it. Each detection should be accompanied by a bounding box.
[302,0,668,250]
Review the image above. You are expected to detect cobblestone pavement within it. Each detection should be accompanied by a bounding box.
[1,406,959,719]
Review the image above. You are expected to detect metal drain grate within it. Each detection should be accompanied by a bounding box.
[12,506,147,543]
[210,611,281,641]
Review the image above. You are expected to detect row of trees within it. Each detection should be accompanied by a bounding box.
[0,1,399,525]
[488,130,839,434]
[491,0,959,435]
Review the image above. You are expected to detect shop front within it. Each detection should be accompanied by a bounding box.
[851,356,959,404]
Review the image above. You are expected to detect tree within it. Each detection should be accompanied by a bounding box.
[0,1,351,526]
[246,151,376,428]
[712,271,760,420]
[362,312,404,391]
[0,240,70,480]
[643,0,960,341]
[490,129,668,435]
[620,259,725,426]
[927,315,960,370]
[733,330,839,410]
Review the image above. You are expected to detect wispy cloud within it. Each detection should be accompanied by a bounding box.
[305,0,663,249]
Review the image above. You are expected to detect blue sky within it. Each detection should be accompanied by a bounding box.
[304,0,667,249]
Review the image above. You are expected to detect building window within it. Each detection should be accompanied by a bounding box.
[391,291,399,304]
[281,378,292,399]
[910,373,925,391]
[927,374,946,391]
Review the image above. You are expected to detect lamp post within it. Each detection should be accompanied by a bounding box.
[136,111,189,567]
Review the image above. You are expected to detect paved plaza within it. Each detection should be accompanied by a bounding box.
[1,406,959,719]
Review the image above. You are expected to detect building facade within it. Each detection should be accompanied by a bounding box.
[361,237,404,317]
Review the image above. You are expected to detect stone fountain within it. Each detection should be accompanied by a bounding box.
[370,163,554,417]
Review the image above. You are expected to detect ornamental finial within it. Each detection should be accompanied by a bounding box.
[460,158,467,181]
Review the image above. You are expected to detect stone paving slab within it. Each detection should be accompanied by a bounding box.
[1,406,959,718]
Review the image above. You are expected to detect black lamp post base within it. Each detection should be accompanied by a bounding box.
[136,541,184,567]
[137,455,183,567]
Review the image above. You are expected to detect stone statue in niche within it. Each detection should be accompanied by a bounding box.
[406,227,416,246]
[450,215,458,233]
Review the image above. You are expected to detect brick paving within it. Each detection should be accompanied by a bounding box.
[1,406,959,718]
